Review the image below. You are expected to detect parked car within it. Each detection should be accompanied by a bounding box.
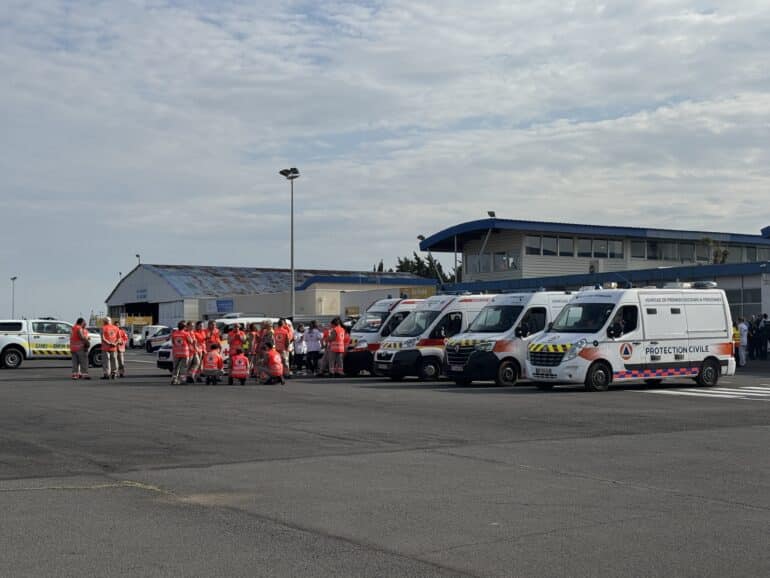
[145,326,171,352]
[0,319,102,369]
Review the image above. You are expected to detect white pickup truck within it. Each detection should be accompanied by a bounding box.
[0,319,103,369]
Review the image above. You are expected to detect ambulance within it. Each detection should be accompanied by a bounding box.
[373,294,494,380]
[525,286,736,391]
[345,298,423,376]
[445,291,571,386]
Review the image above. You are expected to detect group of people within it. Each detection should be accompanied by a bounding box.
[735,314,769,367]
[69,316,129,380]
[168,316,350,385]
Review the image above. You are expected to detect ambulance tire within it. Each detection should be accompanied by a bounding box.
[696,359,720,387]
[1,346,24,369]
[418,358,441,381]
[89,347,103,368]
[495,359,519,387]
[585,362,612,392]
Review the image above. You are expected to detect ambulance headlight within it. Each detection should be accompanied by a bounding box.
[355,340,368,350]
[402,338,418,349]
[475,340,495,352]
[563,338,587,361]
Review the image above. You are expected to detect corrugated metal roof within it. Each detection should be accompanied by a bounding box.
[139,265,428,299]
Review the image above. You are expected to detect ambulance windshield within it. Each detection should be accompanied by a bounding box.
[467,306,523,333]
[550,303,615,333]
[392,310,440,337]
[352,311,388,333]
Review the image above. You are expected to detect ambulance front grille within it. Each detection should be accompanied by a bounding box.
[529,351,565,367]
[446,346,476,367]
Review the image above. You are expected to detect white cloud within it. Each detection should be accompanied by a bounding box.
[1,0,769,319]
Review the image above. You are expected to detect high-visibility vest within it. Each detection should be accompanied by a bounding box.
[230,354,249,378]
[267,349,284,377]
[203,351,223,371]
[70,325,87,352]
[274,327,290,352]
[171,329,191,358]
[194,330,207,353]
[101,324,119,352]
[206,328,221,349]
[330,326,346,353]
[228,330,245,352]
[117,329,128,352]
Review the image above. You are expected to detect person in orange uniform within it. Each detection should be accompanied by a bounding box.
[328,317,347,377]
[171,321,193,385]
[274,319,292,378]
[261,342,285,385]
[69,317,91,379]
[191,321,207,383]
[205,320,221,350]
[116,325,128,378]
[100,317,120,380]
[229,348,250,385]
[202,343,224,385]
[227,323,246,360]
[246,323,261,377]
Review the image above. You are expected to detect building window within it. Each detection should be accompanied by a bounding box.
[465,254,479,274]
[592,239,608,259]
[631,240,645,259]
[542,236,558,256]
[493,252,512,272]
[608,240,624,259]
[725,246,741,263]
[577,238,592,258]
[479,253,492,273]
[679,243,695,263]
[647,240,661,260]
[661,242,678,261]
[744,288,761,303]
[746,247,757,262]
[696,244,710,262]
[525,235,541,255]
[758,247,770,261]
[558,237,574,257]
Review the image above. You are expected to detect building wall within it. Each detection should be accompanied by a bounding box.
[158,301,184,328]
[106,267,179,307]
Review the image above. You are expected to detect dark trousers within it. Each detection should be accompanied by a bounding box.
[306,351,320,373]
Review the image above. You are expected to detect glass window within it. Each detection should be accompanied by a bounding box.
[493,252,509,272]
[558,237,574,257]
[577,238,592,258]
[679,243,695,263]
[696,244,710,262]
[609,305,639,335]
[725,246,741,263]
[743,288,762,303]
[525,235,541,255]
[758,247,770,261]
[646,240,661,260]
[352,311,388,333]
[551,302,616,333]
[468,306,524,333]
[465,254,479,274]
[608,240,624,259]
[479,253,492,273]
[520,307,547,334]
[393,310,440,337]
[430,312,463,339]
[746,247,757,262]
[631,240,645,259]
[593,239,608,259]
[0,322,23,332]
[661,243,678,261]
[542,236,558,256]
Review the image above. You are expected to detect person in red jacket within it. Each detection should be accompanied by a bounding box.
[100,317,120,380]
[261,342,285,385]
[69,318,91,379]
[116,326,128,377]
[171,321,193,385]
[229,348,250,386]
[274,319,292,378]
[202,343,224,385]
[227,323,246,359]
[205,320,221,350]
[191,321,207,383]
[328,317,347,377]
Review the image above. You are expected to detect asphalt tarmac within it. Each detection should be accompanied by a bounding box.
[1,351,769,577]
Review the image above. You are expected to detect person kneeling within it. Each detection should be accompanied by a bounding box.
[202,343,224,385]
[229,348,251,386]
[262,343,285,385]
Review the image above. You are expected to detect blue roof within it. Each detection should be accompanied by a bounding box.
[421,218,770,252]
[440,261,770,294]
[109,265,432,301]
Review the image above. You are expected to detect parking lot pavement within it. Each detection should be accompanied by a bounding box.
[1,351,769,577]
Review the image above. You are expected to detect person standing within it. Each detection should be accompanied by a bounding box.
[328,317,347,377]
[69,318,90,379]
[293,323,307,374]
[738,317,749,367]
[171,321,192,385]
[116,325,128,378]
[305,320,323,375]
[227,323,246,359]
[205,320,221,351]
[192,321,207,383]
[274,319,292,378]
[100,317,119,380]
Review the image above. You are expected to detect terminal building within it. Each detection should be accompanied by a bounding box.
[106,264,435,327]
[420,218,770,318]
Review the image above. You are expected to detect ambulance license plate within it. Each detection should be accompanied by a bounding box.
[450,365,464,372]
[376,363,390,371]
[534,368,556,378]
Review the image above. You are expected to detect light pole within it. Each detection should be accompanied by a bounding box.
[135,254,141,266]
[279,167,300,320]
[10,276,17,318]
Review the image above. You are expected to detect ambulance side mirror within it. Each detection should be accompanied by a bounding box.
[514,323,529,338]
[547,322,553,332]
[607,322,622,339]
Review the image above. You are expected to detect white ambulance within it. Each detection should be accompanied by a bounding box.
[345,298,423,376]
[525,286,736,391]
[445,291,571,386]
[373,294,494,380]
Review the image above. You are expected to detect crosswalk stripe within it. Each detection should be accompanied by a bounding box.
[710,388,770,396]
[649,390,749,399]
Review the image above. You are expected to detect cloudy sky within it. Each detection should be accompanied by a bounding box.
[2,0,769,320]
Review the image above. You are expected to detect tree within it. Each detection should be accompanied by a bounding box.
[395,252,450,283]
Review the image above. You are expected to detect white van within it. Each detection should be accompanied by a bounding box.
[373,294,494,380]
[445,292,571,386]
[345,298,423,376]
[526,287,736,391]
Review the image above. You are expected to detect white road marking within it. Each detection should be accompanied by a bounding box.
[642,384,770,401]
[130,359,157,364]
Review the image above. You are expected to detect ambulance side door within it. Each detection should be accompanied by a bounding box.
[641,304,688,373]
[606,305,645,378]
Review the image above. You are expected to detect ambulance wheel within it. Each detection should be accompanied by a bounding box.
[418,358,441,381]
[585,362,611,392]
[697,359,720,387]
[89,348,103,368]
[535,383,554,391]
[644,379,662,386]
[495,359,519,386]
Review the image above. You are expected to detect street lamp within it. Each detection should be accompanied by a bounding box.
[279,167,300,320]
[135,254,141,266]
[10,276,17,318]
[487,211,496,218]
